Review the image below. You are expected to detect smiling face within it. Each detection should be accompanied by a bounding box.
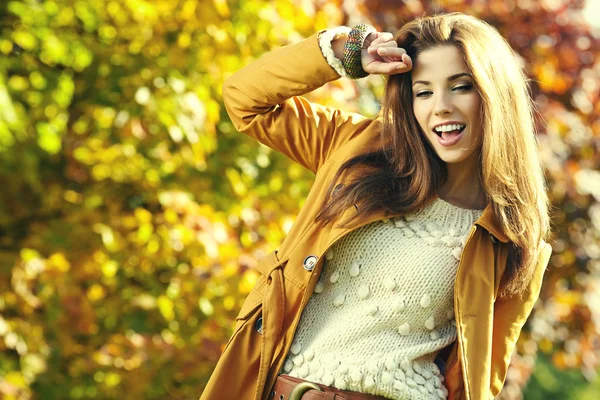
[411,45,483,165]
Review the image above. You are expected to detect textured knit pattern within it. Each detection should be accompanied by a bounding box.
[280,198,484,399]
[342,24,376,79]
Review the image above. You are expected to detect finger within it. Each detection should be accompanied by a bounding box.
[401,53,413,69]
[377,52,410,65]
[367,62,411,75]
[380,62,411,75]
[368,42,404,54]
[367,44,395,55]
[368,32,394,46]
[375,32,395,42]
[364,31,384,48]
[375,41,402,50]
[375,47,407,58]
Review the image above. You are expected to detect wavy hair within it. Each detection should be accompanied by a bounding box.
[315,13,551,298]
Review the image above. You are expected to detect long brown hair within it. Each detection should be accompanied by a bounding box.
[315,13,551,298]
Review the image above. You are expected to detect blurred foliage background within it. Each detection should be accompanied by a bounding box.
[0,0,599,399]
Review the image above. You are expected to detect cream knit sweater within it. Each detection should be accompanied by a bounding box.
[280,198,484,399]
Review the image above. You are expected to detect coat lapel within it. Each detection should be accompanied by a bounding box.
[454,226,497,400]
[475,203,510,243]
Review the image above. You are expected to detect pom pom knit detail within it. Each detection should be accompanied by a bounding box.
[281,197,483,399]
[314,281,324,294]
[384,277,396,291]
[349,261,360,277]
[420,294,432,308]
[398,322,411,335]
[366,304,378,316]
[333,294,345,307]
[290,343,302,355]
[357,284,370,299]
[425,316,435,330]
[330,270,340,283]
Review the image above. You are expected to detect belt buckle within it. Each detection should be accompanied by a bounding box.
[289,381,323,400]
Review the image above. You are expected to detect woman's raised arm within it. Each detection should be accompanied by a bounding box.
[222,28,411,174]
[222,30,366,173]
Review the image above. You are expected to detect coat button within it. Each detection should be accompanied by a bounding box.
[303,255,318,271]
[255,317,263,334]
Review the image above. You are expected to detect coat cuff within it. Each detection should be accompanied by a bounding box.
[317,26,351,78]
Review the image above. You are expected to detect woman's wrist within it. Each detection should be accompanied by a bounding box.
[343,24,377,79]
[332,37,345,62]
[317,27,351,77]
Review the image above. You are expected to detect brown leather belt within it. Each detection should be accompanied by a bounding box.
[270,374,390,400]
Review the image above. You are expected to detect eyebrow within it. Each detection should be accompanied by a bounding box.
[412,73,473,87]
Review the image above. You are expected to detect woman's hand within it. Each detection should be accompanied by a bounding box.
[362,32,412,75]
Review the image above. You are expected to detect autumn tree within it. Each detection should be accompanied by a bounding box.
[0,0,598,399]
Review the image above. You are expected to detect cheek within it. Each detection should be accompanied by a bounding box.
[467,95,482,125]
[412,103,427,132]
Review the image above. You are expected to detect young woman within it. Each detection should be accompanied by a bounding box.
[202,12,552,400]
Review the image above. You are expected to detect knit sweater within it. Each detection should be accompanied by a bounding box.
[280,198,484,399]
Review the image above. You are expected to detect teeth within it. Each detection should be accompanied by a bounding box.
[434,124,465,133]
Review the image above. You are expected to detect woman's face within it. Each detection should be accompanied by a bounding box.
[411,45,483,165]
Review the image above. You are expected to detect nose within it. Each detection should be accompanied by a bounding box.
[434,91,453,115]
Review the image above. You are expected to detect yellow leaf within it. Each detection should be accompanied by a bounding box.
[11,31,37,51]
[0,39,13,55]
[239,270,259,295]
[94,223,116,249]
[20,248,41,262]
[137,224,153,243]
[48,253,70,272]
[226,167,247,197]
[213,0,230,18]
[4,371,26,387]
[147,239,160,254]
[164,209,178,224]
[177,32,191,48]
[134,207,153,223]
[223,295,235,311]
[130,294,156,310]
[199,297,214,316]
[87,284,106,302]
[105,372,121,387]
[102,260,118,278]
[8,75,29,91]
[63,190,82,204]
[157,295,174,321]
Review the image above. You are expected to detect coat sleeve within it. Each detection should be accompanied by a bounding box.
[489,242,552,396]
[222,31,374,174]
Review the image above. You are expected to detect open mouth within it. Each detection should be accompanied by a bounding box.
[433,124,466,139]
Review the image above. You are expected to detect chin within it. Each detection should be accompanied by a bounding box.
[438,154,470,164]
[436,147,480,165]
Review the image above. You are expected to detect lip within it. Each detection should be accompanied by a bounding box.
[431,120,466,130]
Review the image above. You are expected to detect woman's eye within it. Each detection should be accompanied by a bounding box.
[415,90,432,98]
[453,84,473,92]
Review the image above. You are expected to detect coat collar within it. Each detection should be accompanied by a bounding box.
[474,202,510,243]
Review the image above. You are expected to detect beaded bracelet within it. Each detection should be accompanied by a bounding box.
[343,24,377,79]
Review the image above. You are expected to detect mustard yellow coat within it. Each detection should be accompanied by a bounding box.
[201,32,552,400]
